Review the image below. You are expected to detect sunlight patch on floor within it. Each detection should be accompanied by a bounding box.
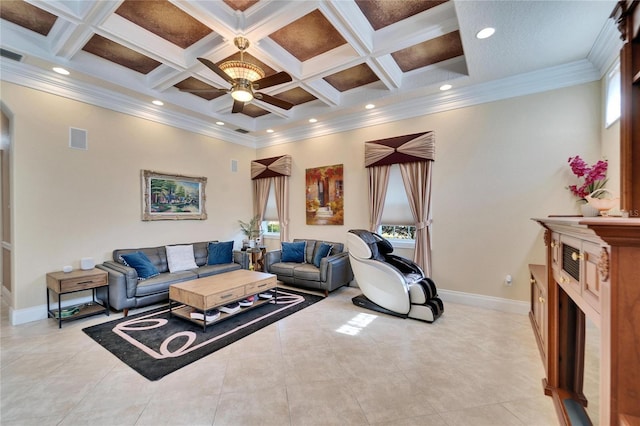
[335,312,377,336]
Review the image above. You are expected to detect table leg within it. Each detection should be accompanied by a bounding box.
[105,284,110,316]
[58,293,62,329]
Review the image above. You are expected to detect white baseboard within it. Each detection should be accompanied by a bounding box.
[10,294,95,325]
[438,289,529,315]
[348,281,529,315]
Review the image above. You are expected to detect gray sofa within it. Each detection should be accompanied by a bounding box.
[97,241,244,316]
[265,239,353,296]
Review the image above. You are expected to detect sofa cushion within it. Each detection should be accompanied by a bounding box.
[298,239,316,264]
[269,262,296,277]
[120,251,160,280]
[282,241,306,263]
[208,241,234,265]
[114,247,167,273]
[166,244,198,272]
[135,270,197,297]
[196,262,241,278]
[326,241,344,256]
[313,242,333,268]
[192,241,210,266]
[293,263,321,281]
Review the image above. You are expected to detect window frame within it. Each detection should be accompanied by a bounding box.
[261,220,280,238]
[605,60,621,128]
[378,224,416,249]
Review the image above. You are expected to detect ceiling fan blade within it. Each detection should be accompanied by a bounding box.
[256,93,293,110]
[231,99,245,113]
[179,88,227,93]
[253,72,292,90]
[197,57,235,85]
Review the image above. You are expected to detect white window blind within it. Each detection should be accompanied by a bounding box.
[381,165,414,225]
[263,184,277,221]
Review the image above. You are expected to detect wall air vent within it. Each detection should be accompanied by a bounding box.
[0,48,23,62]
[235,128,249,134]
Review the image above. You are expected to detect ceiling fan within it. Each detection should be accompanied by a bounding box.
[182,36,293,113]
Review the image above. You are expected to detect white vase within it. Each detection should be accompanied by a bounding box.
[581,203,600,217]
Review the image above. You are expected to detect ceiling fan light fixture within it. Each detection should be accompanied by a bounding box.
[220,60,265,82]
[231,85,254,102]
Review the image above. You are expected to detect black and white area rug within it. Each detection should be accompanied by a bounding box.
[83,288,323,381]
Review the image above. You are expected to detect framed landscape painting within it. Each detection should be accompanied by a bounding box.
[141,170,207,221]
[305,164,344,225]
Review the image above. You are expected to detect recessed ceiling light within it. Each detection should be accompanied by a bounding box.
[365,104,375,109]
[476,27,495,39]
[215,121,225,126]
[266,129,274,133]
[309,118,317,123]
[440,84,452,91]
[152,100,164,106]
[52,67,69,75]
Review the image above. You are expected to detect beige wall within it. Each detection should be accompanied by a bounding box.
[1,82,256,311]
[258,82,604,302]
[2,79,609,316]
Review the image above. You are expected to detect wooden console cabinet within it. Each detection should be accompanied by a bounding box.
[533,217,640,426]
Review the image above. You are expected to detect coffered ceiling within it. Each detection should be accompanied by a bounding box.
[0,0,619,147]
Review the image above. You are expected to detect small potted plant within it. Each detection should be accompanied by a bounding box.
[238,215,261,248]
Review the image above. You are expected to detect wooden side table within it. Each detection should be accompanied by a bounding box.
[46,268,109,328]
[247,247,266,272]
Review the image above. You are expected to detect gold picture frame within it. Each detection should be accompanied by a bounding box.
[305,164,344,225]
[141,170,207,221]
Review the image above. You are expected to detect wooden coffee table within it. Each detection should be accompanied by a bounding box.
[168,269,277,331]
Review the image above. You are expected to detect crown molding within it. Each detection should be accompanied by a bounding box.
[0,59,256,148]
[588,16,623,77]
[1,57,602,150]
[257,59,602,147]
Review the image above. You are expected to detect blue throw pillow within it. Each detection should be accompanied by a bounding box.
[120,251,159,280]
[313,242,333,268]
[208,241,234,265]
[281,241,306,263]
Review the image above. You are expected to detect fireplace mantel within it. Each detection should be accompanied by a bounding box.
[532,217,640,425]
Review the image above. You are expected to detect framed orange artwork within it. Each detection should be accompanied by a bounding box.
[305,164,344,225]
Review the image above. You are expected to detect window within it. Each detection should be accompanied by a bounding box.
[380,225,416,240]
[378,165,416,246]
[261,185,280,237]
[605,61,621,128]
[263,220,280,234]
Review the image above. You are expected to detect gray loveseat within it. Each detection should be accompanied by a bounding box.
[97,241,244,316]
[265,239,353,296]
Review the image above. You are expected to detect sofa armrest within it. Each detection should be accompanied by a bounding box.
[100,261,139,299]
[320,252,353,290]
[265,250,282,273]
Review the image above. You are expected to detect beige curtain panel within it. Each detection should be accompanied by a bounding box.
[252,178,271,224]
[273,175,290,242]
[368,165,391,232]
[400,161,433,276]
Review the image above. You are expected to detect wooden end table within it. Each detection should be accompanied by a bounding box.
[46,268,109,328]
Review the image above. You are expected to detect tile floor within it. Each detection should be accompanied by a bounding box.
[1,286,559,425]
